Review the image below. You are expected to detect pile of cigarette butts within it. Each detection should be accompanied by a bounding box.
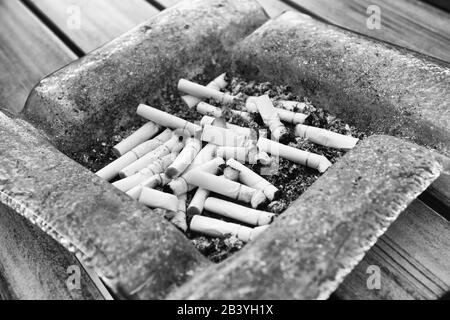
[96,74,359,243]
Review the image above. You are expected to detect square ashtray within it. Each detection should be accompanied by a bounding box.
[1,0,448,299]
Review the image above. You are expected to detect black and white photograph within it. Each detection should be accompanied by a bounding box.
[0,0,449,306]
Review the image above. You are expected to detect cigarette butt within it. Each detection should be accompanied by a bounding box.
[197,102,252,121]
[190,216,269,242]
[200,115,253,137]
[186,166,238,216]
[166,138,202,178]
[113,153,177,192]
[201,125,250,147]
[295,124,359,150]
[184,170,267,209]
[181,73,228,109]
[276,100,310,113]
[276,109,309,124]
[95,129,172,181]
[255,95,290,143]
[257,137,332,173]
[112,122,161,157]
[138,188,178,212]
[187,188,210,216]
[171,194,188,232]
[247,97,308,124]
[166,157,225,196]
[137,104,201,136]
[226,159,280,201]
[131,128,173,158]
[205,197,274,226]
[167,143,218,194]
[207,73,228,91]
[178,79,235,104]
[126,173,170,200]
[120,135,184,178]
[96,152,139,182]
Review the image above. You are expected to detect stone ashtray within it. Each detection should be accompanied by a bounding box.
[0,0,448,299]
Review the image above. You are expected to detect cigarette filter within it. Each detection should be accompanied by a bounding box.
[95,129,172,181]
[205,197,274,226]
[201,125,250,147]
[126,174,171,200]
[137,104,201,136]
[178,79,235,104]
[187,188,210,216]
[184,170,267,209]
[190,216,269,243]
[181,73,228,109]
[113,153,177,192]
[138,188,178,212]
[112,121,160,157]
[171,194,188,232]
[120,135,184,177]
[255,95,290,143]
[167,157,225,196]
[226,159,280,201]
[295,124,359,150]
[166,138,202,178]
[257,137,332,173]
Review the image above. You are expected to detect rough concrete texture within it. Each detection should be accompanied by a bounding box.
[22,0,268,156]
[232,11,450,157]
[168,135,448,300]
[0,112,210,299]
[0,203,103,300]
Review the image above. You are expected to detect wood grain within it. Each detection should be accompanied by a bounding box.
[27,0,160,53]
[0,0,76,114]
[284,0,450,62]
[336,199,450,300]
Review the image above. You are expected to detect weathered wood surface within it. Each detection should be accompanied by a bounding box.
[285,0,450,62]
[336,199,450,300]
[0,0,76,114]
[26,0,160,54]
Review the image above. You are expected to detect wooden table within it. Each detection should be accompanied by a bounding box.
[0,0,449,300]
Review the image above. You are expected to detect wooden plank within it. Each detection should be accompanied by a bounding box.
[284,0,450,62]
[157,0,295,17]
[0,0,76,114]
[27,0,161,53]
[336,199,450,300]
